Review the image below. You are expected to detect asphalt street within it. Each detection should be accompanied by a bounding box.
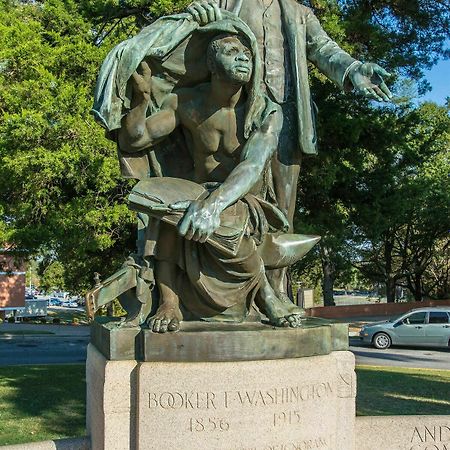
[0,331,449,369]
[0,335,89,365]
[349,337,450,370]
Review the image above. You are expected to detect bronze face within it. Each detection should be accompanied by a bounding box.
[208,35,253,84]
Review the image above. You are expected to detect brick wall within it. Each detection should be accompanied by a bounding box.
[0,250,26,311]
[306,299,450,319]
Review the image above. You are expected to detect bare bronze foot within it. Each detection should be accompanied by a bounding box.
[117,317,141,328]
[260,296,305,328]
[270,311,304,328]
[266,300,304,327]
[148,303,183,333]
[277,292,306,318]
[255,277,305,328]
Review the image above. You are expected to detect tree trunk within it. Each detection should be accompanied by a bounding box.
[413,272,424,301]
[320,245,335,306]
[385,277,396,303]
[384,237,396,303]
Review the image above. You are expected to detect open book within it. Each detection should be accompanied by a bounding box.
[128,177,248,256]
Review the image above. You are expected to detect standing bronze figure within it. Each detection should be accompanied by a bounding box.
[187,0,392,302]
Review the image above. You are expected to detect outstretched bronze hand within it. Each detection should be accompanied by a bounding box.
[171,199,222,243]
[349,62,393,102]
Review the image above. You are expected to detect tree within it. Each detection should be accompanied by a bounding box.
[40,260,65,293]
[0,0,198,293]
[0,0,139,292]
[78,0,190,44]
[345,103,450,302]
[422,238,450,300]
[293,0,449,304]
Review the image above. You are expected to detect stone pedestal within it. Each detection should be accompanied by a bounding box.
[137,351,356,450]
[356,416,450,450]
[86,336,356,450]
[86,344,138,450]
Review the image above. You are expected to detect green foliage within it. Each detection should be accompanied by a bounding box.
[296,97,450,301]
[40,261,65,293]
[0,0,448,302]
[78,0,190,43]
[337,0,449,92]
[0,0,136,292]
[0,364,86,445]
[291,0,449,302]
[348,103,450,301]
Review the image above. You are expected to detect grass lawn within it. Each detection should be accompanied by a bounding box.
[0,365,86,446]
[46,308,89,325]
[356,365,450,415]
[0,364,448,445]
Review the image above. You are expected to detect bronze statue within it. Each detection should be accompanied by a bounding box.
[186,0,392,304]
[87,5,390,333]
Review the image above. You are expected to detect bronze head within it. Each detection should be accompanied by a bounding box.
[206,34,253,84]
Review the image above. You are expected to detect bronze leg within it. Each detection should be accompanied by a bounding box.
[266,99,302,300]
[149,223,183,332]
[254,271,304,327]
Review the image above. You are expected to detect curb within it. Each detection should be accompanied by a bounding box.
[0,437,90,450]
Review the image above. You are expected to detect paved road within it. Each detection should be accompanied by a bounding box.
[350,337,450,370]
[1,332,449,369]
[0,322,90,336]
[0,335,89,365]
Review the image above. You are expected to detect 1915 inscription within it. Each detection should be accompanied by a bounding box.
[273,410,301,427]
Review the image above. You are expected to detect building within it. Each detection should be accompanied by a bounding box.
[0,246,26,319]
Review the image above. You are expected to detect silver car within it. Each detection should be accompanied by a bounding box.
[359,307,450,349]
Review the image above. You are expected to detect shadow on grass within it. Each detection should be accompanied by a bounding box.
[0,364,86,445]
[356,366,450,416]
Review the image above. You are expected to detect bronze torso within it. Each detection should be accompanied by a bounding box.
[239,0,291,103]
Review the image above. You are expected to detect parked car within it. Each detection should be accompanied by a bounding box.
[359,307,450,349]
[333,290,346,296]
[52,291,70,301]
[48,298,62,306]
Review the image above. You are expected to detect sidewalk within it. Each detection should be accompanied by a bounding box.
[0,317,390,338]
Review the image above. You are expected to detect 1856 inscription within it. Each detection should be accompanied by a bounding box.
[189,417,230,432]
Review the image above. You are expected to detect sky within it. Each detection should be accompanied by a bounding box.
[420,58,450,105]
